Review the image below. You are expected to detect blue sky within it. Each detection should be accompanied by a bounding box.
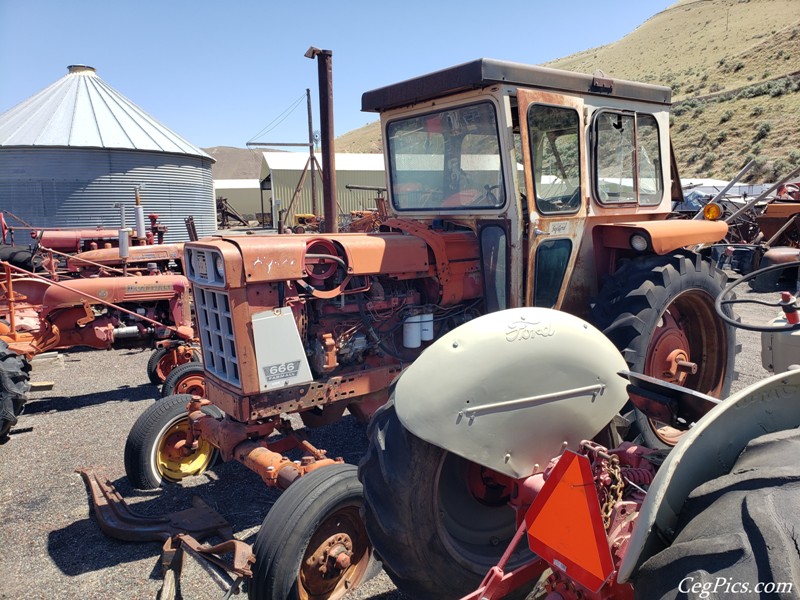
[0,0,673,150]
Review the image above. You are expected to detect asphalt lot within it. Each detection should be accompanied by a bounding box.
[0,281,778,600]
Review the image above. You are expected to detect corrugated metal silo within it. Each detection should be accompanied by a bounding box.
[0,65,215,243]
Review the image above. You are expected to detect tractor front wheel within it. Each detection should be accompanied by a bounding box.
[146,346,200,386]
[634,428,800,599]
[124,393,222,489]
[592,253,737,447]
[160,363,206,398]
[248,463,376,600]
[0,340,30,443]
[358,402,532,599]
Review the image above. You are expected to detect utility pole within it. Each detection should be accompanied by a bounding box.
[307,89,318,217]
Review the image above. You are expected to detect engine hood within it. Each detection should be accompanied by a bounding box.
[394,307,629,479]
[69,243,184,268]
[188,232,436,284]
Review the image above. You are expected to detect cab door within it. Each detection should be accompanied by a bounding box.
[517,89,588,309]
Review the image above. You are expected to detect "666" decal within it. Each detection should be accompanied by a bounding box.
[263,360,301,381]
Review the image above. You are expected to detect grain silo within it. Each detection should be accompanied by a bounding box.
[0,65,215,243]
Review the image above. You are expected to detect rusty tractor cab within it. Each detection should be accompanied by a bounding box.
[122,59,736,598]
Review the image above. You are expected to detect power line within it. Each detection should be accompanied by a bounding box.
[247,92,308,143]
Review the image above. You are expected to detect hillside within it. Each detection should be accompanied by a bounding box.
[212,0,800,183]
[545,0,800,181]
[204,146,266,179]
[335,121,383,154]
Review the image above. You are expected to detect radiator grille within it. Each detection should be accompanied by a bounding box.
[185,247,225,287]
[194,287,239,386]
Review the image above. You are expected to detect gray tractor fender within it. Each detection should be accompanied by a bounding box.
[393,307,630,479]
[618,368,800,583]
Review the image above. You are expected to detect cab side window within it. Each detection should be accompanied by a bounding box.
[527,104,581,215]
[594,111,663,206]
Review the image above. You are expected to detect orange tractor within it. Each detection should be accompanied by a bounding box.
[117,58,740,598]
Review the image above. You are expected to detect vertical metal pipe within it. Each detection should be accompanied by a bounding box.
[307,88,318,218]
[307,47,338,233]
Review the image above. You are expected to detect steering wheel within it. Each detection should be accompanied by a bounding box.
[472,184,501,206]
[715,261,800,332]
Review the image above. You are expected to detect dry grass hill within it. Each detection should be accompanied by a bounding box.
[204,146,266,179]
[546,0,800,182]
[209,0,800,183]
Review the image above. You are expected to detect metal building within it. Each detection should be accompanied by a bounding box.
[213,179,262,222]
[259,151,386,225]
[0,65,215,243]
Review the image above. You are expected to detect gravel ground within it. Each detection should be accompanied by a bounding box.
[0,281,776,600]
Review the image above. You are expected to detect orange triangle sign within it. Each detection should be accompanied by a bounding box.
[525,450,614,592]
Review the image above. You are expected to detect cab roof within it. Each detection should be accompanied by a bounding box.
[361,58,671,113]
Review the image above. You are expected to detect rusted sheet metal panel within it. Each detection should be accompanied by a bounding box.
[762,202,800,219]
[70,243,184,267]
[600,220,728,255]
[234,236,307,281]
[37,229,120,253]
[325,233,430,274]
[41,275,189,307]
[215,233,433,283]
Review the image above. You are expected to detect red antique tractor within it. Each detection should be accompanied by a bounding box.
[0,261,197,442]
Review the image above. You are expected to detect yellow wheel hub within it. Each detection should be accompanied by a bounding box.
[157,419,215,482]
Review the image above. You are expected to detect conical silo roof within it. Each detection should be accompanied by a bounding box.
[0,65,211,159]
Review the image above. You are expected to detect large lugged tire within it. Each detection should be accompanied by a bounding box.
[358,402,532,600]
[0,245,42,271]
[592,253,737,447]
[634,428,800,599]
[124,394,222,489]
[160,363,206,398]
[249,463,376,600]
[146,346,200,386]
[0,340,31,443]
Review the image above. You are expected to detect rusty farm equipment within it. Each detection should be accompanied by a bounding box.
[0,259,197,442]
[352,261,800,599]
[98,58,750,599]
[355,305,800,599]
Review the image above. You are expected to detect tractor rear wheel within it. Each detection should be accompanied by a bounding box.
[592,253,736,447]
[634,428,800,599]
[146,346,200,386]
[160,363,206,398]
[358,402,532,600]
[248,463,376,600]
[124,393,222,489]
[0,340,30,443]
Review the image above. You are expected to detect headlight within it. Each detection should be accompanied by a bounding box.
[630,234,649,252]
[214,254,225,278]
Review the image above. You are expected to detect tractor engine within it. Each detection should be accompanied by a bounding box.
[184,230,483,423]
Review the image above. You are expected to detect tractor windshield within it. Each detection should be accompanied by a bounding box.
[386,102,506,211]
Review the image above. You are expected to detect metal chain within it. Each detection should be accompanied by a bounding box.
[600,455,624,530]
